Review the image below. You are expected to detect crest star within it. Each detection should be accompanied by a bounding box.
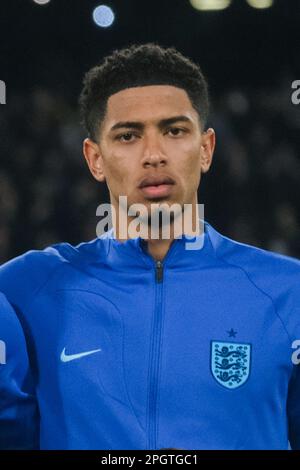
[227,328,237,338]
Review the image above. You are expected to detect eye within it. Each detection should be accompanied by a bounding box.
[166,127,187,137]
[116,132,138,142]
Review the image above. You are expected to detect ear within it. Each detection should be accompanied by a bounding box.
[83,138,106,182]
[200,128,216,174]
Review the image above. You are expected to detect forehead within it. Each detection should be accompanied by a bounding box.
[105,85,197,124]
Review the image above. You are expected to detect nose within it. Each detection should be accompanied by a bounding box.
[141,133,167,168]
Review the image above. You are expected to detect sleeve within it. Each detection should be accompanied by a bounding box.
[287,352,300,449]
[0,292,39,449]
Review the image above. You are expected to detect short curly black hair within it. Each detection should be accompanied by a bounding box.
[79,42,210,142]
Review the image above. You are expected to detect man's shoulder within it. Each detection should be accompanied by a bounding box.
[0,244,67,278]
[0,238,100,308]
[206,222,300,337]
[206,221,300,308]
[206,221,300,277]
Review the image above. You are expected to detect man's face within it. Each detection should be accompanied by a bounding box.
[84,85,215,225]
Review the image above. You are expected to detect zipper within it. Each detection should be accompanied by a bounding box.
[147,260,164,449]
[145,239,179,450]
[155,260,163,283]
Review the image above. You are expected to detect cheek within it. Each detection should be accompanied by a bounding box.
[167,137,200,159]
[176,153,202,199]
[103,151,139,199]
[175,143,201,177]
[103,152,130,184]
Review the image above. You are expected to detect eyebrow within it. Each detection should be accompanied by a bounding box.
[109,115,193,133]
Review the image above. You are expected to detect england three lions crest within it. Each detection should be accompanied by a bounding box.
[211,341,251,390]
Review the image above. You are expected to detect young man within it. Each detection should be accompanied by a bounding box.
[0,43,300,450]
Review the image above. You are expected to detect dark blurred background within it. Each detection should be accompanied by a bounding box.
[0,0,300,263]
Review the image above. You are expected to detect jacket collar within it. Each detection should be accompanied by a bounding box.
[95,220,223,270]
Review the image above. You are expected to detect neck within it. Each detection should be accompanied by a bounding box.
[111,197,200,261]
[143,237,174,262]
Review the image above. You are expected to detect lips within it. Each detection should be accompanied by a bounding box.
[138,175,175,199]
[138,175,175,189]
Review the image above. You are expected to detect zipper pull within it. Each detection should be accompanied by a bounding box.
[155,260,163,283]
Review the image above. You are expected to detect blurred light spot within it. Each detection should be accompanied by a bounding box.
[190,0,232,11]
[246,0,273,8]
[93,5,115,28]
[32,0,51,5]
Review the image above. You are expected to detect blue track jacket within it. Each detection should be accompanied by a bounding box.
[0,221,300,449]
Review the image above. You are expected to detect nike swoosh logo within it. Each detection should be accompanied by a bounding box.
[60,347,102,363]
